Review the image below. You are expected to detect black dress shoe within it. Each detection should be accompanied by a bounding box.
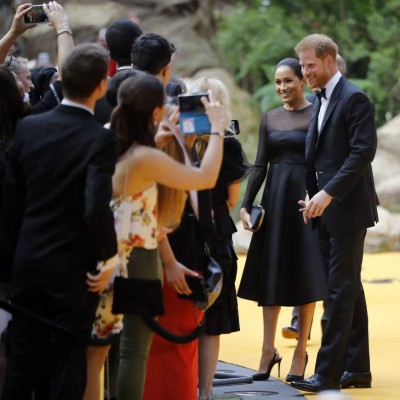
[290,373,340,393]
[340,371,372,388]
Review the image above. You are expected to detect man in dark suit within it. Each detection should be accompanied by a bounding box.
[1,43,118,400]
[290,34,378,393]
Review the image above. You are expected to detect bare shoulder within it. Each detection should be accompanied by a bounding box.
[129,145,169,166]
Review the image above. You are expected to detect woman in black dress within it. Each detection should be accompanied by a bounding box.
[238,58,328,382]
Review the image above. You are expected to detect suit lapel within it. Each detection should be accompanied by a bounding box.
[305,99,321,162]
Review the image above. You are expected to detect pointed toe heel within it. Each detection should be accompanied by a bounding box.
[253,350,282,381]
[286,352,308,383]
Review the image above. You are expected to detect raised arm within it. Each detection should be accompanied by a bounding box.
[117,96,230,194]
[0,4,36,63]
[43,1,73,80]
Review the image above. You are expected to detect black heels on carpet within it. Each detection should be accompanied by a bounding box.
[253,350,282,381]
[285,352,308,382]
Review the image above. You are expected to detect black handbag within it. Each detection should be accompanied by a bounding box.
[112,277,164,318]
[178,244,223,311]
[250,204,265,232]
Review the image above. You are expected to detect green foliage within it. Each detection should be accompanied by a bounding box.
[217,0,400,126]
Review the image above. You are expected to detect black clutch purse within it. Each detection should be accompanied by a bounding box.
[250,205,265,232]
[177,248,223,311]
[112,277,164,317]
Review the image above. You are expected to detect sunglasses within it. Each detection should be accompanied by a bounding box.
[5,54,17,69]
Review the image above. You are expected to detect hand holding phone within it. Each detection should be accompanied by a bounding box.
[178,93,211,135]
[24,5,49,24]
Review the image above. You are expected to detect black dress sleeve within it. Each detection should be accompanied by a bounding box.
[218,137,249,186]
[241,113,270,210]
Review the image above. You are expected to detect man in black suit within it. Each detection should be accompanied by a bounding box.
[93,19,144,124]
[290,34,378,393]
[1,43,118,400]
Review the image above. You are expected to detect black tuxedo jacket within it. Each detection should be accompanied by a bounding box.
[305,76,379,233]
[3,104,118,285]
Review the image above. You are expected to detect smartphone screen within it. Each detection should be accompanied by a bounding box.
[24,5,49,24]
[178,94,209,113]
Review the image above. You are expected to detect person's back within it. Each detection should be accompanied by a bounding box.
[9,106,115,283]
[2,43,118,400]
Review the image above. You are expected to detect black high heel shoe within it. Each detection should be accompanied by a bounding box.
[253,350,282,381]
[286,352,308,382]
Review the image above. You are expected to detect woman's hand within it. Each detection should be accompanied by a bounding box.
[240,207,253,231]
[164,260,199,296]
[9,4,37,36]
[43,1,70,32]
[155,108,180,149]
[201,92,230,134]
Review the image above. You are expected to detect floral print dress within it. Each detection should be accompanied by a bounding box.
[92,183,158,338]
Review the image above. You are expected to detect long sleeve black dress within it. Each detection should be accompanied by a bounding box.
[238,105,328,306]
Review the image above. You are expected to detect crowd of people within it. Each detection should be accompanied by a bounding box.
[0,2,378,399]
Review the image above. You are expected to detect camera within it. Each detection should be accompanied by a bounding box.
[178,93,211,135]
[24,5,49,24]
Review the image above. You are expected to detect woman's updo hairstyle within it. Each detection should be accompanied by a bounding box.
[275,58,303,80]
[111,74,165,157]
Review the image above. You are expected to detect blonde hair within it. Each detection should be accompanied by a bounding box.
[188,77,230,108]
[5,56,29,76]
[295,34,338,61]
[157,104,189,230]
[188,77,231,159]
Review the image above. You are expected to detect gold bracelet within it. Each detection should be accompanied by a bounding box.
[56,28,72,37]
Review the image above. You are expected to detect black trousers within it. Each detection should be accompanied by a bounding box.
[1,270,98,400]
[315,224,370,381]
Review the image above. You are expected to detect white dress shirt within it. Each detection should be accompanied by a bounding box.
[318,71,342,132]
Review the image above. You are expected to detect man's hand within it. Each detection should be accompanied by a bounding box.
[86,267,114,294]
[86,254,118,294]
[9,4,37,37]
[240,207,253,231]
[302,190,333,220]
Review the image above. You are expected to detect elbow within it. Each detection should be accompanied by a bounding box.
[196,172,218,190]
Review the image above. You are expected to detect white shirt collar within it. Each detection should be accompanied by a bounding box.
[117,66,132,71]
[61,98,94,115]
[323,71,342,100]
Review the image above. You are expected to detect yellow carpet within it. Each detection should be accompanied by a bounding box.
[219,252,400,399]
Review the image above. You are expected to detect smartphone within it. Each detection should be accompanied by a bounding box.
[225,119,240,136]
[178,94,211,135]
[24,5,49,24]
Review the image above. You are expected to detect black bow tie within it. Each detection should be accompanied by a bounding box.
[316,88,327,101]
